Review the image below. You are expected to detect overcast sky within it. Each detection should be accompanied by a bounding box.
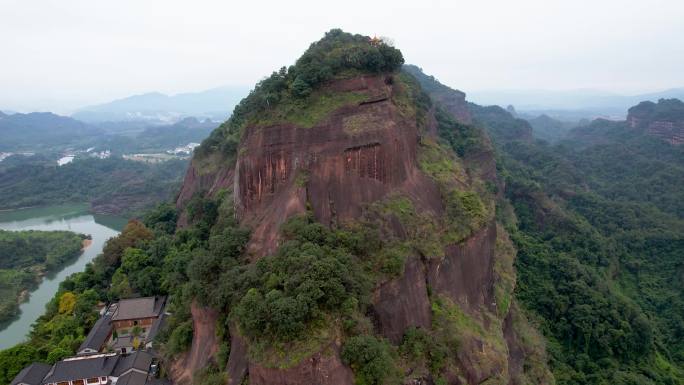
[1,0,683,113]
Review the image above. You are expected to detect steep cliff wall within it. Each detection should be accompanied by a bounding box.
[169,302,220,385]
[173,34,552,385]
[233,75,430,255]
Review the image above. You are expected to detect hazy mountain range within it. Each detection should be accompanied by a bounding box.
[4,84,683,127]
[71,84,684,125]
[71,86,249,123]
[468,87,684,119]
[0,111,217,153]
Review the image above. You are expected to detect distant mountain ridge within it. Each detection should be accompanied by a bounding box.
[468,87,684,118]
[72,86,249,123]
[0,110,219,153]
[0,112,101,151]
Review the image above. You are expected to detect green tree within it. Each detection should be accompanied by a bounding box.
[342,335,399,385]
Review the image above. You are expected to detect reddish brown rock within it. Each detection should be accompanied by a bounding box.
[227,329,249,385]
[248,344,354,385]
[234,75,442,256]
[169,302,219,385]
[371,255,432,344]
[427,222,497,312]
[175,159,235,227]
[434,88,472,125]
[503,309,525,384]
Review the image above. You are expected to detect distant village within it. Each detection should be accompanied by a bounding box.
[122,143,199,164]
[11,296,168,385]
[0,142,201,167]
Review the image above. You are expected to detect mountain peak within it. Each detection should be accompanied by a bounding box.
[627,98,684,144]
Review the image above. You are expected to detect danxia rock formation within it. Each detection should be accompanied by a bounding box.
[172,30,553,385]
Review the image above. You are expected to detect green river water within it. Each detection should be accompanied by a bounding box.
[0,204,126,350]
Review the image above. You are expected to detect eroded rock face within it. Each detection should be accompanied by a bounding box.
[434,88,472,124]
[169,302,220,385]
[234,75,439,256]
[371,255,432,344]
[628,115,684,145]
[503,309,526,384]
[175,160,234,227]
[248,344,354,385]
[428,222,497,312]
[227,329,249,385]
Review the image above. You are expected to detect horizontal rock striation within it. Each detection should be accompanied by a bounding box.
[233,75,439,255]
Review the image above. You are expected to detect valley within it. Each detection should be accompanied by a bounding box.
[0,17,682,385]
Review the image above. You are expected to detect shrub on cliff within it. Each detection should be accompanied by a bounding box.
[234,214,371,342]
[342,335,400,385]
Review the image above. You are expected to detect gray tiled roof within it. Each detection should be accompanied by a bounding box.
[116,372,148,385]
[145,313,166,344]
[78,308,114,354]
[42,355,119,383]
[113,351,152,376]
[10,363,51,385]
[112,297,165,321]
[41,351,152,384]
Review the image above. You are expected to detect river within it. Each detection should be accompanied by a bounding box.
[0,204,127,350]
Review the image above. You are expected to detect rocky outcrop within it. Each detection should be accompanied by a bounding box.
[428,222,497,312]
[371,255,432,344]
[227,330,249,385]
[175,159,235,227]
[627,99,684,145]
[502,304,555,385]
[234,75,442,256]
[173,59,553,383]
[646,121,684,145]
[248,344,354,385]
[435,88,472,124]
[169,302,220,385]
[402,64,472,124]
[628,116,684,145]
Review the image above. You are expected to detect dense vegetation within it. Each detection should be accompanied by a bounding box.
[523,114,577,143]
[0,157,187,217]
[469,103,533,142]
[0,230,85,325]
[477,103,684,384]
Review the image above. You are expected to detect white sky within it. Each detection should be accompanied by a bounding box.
[1,0,683,113]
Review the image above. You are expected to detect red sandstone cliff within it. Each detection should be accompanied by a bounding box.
[173,68,552,384]
[233,75,443,256]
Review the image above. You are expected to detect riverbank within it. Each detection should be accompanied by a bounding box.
[82,238,93,250]
[0,204,125,350]
[0,229,87,325]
